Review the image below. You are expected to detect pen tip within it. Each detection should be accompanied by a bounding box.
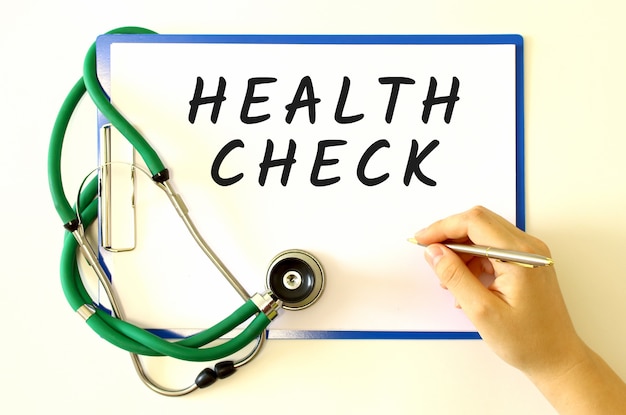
[407,237,418,244]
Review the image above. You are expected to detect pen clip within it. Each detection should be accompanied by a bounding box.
[494,259,538,268]
[487,245,541,268]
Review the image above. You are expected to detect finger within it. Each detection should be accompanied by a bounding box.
[425,244,498,318]
[467,256,495,280]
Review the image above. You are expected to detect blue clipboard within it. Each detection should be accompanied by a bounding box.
[94,33,524,340]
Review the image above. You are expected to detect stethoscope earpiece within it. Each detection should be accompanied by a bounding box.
[266,250,325,310]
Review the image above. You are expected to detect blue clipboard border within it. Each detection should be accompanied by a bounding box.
[96,33,524,341]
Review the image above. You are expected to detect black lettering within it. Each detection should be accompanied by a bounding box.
[258,139,297,186]
[379,77,415,123]
[211,140,244,186]
[285,76,320,124]
[335,77,364,124]
[403,139,439,186]
[188,76,226,124]
[422,77,460,124]
[357,139,390,186]
[310,140,347,186]
[241,77,277,124]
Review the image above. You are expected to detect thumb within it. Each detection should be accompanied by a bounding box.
[424,244,495,315]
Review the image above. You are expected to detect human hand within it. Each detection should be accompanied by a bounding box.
[414,206,584,377]
[415,206,626,413]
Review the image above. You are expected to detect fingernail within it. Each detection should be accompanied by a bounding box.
[425,244,444,268]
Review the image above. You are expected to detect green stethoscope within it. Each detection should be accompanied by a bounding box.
[48,27,325,396]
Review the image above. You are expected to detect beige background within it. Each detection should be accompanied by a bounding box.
[2,1,625,414]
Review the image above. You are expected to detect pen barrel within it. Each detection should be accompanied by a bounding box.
[444,244,553,267]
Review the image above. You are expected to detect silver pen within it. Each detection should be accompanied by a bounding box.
[407,238,554,268]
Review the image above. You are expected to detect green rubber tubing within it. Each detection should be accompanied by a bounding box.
[82,27,167,176]
[51,27,271,361]
[58,162,270,362]
[48,26,165,225]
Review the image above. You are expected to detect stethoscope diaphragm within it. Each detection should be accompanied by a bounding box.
[266,250,325,310]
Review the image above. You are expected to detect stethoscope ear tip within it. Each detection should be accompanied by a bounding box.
[266,249,325,310]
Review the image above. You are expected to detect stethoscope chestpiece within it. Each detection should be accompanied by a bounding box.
[266,249,325,310]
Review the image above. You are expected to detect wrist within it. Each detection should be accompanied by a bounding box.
[526,334,588,378]
[526,339,626,414]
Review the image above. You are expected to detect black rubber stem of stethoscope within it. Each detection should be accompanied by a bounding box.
[151,168,170,183]
[63,218,80,232]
